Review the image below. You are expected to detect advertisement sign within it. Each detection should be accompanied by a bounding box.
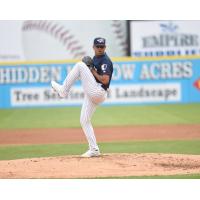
[0,56,200,108]
[0,20,127,62]
[130,20,200,57]
[0,21,25,61]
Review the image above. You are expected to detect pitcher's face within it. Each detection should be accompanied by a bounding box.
[93,45,106,56]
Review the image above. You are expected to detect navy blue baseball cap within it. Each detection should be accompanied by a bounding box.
[94,37,106,46]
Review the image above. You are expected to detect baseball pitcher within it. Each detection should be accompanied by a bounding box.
[51,37,113,157]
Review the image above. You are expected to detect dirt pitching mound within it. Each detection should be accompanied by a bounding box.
[0,153,200,178]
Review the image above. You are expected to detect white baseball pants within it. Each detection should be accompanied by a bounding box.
[61,62,107,150]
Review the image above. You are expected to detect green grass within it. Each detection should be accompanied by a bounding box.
[0,103,200,129]
[95,174,200,179]
[0,140,199,161]
[1,104,199,179]
[0,143,87,160]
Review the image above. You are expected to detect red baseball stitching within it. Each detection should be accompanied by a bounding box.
[22,20,86,58]
[111,20,128,55]
[22,20,128,58]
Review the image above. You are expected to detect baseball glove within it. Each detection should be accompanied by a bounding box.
[82,56,94,70]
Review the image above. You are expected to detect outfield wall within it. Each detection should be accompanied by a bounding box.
[0,56,200,108]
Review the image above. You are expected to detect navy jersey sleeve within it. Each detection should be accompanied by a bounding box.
[100,59,112,76]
